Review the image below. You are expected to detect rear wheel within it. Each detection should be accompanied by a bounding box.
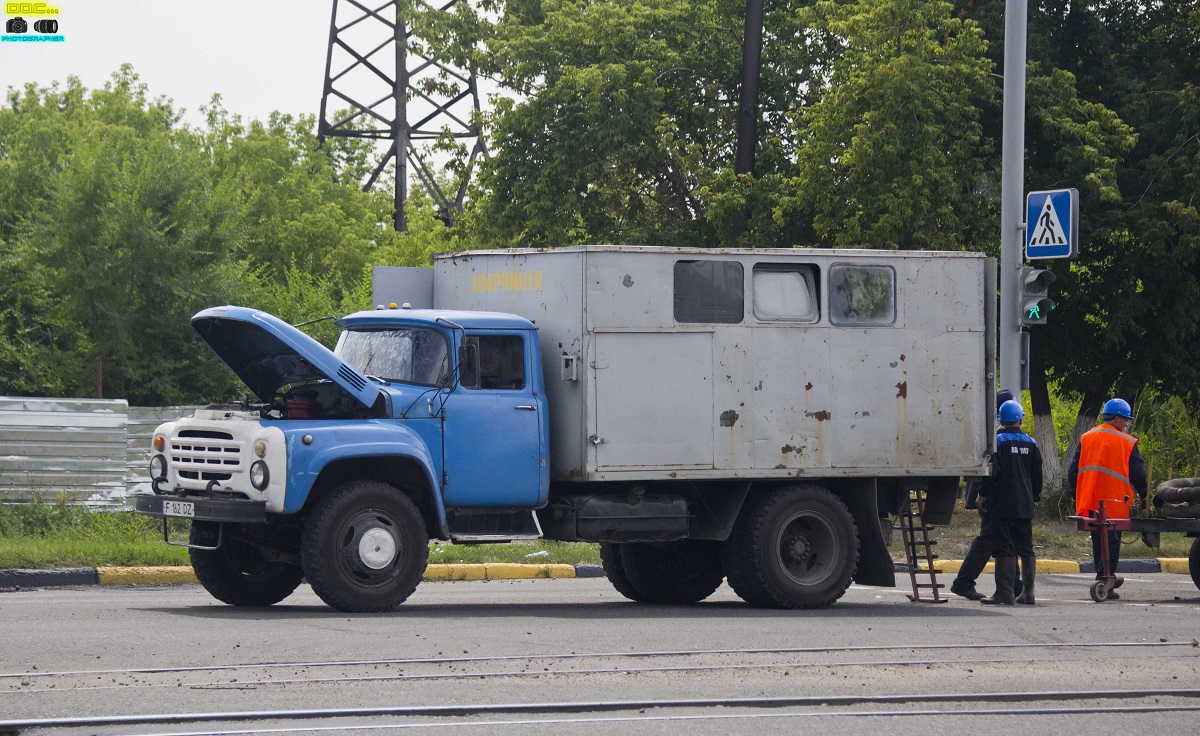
[721,485,858,609]
[1189,537,1200,592]
[619,541,724,603]
[600,542,645,601]
[301,481,428,612]
[189,522,304,606]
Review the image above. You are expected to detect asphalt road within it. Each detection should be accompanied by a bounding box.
[3,572,1200,735]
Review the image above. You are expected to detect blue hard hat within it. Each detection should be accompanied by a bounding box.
[998,399,1025,424]
[1102,398,1133,419]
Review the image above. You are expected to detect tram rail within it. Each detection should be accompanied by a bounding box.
[3,687,1200,734]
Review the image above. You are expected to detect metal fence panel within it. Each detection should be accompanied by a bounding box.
[0,397,129,507]
[0,399,202,508]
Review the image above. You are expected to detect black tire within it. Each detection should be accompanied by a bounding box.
[600,542,647,601]
[720,485,858,609]
[619,541,724,604]
[301,481,428,612]
[1189,537,1200,593]
[189,522,304,607]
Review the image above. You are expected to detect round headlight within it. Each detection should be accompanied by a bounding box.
[150,454,167,480]
[250,460,270,490]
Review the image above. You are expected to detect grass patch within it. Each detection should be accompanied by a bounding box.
[890,504,1195,562]
[3,498,1189,571]
[427,539,600,566]
[0,499,600,569]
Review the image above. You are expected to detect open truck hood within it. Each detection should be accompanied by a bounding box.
[192,306,381,408]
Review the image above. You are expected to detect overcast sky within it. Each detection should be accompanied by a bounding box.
[1,0,344,124]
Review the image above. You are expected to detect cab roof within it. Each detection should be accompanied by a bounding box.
[338,308,536,331]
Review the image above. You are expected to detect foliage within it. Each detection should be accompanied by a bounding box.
[2,1,1200,482]
[0,496,187,541]
[0,67,460,404]
[1133,391,1200,490]
[773,0,998,251]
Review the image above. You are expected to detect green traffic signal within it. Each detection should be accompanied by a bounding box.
[1019,267,1056,326]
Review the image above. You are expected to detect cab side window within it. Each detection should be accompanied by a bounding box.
[462,335,526,390]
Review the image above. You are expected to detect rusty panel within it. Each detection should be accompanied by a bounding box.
[736,326,834,471]
[828,328,908,468]
[432,247,992,482]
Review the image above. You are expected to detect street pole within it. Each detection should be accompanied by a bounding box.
[998,0,1028,392]
[731,0,764,240]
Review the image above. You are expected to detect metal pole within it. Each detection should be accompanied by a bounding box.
[998,0,1028,391]
[731,0,764,239]
[395,6,409,233]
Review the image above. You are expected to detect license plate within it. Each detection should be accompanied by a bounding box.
[162,500,195,518]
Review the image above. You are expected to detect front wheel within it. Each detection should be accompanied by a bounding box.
[1090,580,1110,603]
[721,485,858,609]
[189,522,304,606]
[301,481,428,612]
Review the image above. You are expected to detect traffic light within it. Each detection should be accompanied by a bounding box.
[1019,267,1056,325]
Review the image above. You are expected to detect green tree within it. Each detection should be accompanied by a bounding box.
[417,0,785,247]
[0,69,244,403]
[771,0,998,251]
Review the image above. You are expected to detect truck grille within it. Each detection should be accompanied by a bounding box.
[171,429,241,482]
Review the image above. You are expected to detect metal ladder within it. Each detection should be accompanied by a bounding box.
[900,489,946,603]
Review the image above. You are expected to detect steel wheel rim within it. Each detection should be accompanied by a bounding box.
[776,510,840,586]
[339,511,402,585]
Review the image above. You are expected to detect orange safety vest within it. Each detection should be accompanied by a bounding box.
[1075,423,1139,519]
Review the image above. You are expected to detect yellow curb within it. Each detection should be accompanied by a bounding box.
[915,560,1080,574]
[913,560,961,572]
[423,564,487,581]
[484,563,575,579]
[1158,558,1191,575]
[1036,560,1081,573]
[97,566,197,585]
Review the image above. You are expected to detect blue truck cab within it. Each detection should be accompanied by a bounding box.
[135,305,549,612]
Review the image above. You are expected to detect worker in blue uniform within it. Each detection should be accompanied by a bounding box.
[979,399,1043,605]
[951,389,1024,601]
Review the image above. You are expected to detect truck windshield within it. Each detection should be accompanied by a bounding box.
[335,328,450,387]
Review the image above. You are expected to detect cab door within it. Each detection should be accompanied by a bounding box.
[441,332,546,507]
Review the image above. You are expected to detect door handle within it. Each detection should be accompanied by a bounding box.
[515,405,537,411]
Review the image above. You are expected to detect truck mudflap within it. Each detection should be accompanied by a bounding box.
[133,493,267,524]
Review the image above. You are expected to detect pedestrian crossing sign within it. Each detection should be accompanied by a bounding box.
[1026,188,1078,259]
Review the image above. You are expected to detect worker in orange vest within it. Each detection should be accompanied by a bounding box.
[1068,398,1148,598]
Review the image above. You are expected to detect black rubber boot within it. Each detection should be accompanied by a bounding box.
[1015,555,1036,605]
[950,579,986,601]
[951,535,989,600]
[981,557,1017,605]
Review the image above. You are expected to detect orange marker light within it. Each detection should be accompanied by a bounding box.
[152,435,165,452]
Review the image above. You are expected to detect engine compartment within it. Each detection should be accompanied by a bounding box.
[205,380,386,421]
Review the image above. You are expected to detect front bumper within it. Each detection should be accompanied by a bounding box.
[133,493,267,524]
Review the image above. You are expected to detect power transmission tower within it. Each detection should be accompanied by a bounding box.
[318,0,486,232]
